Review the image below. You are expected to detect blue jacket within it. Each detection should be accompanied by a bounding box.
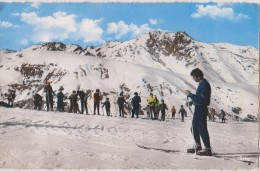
[57,92,64,101]
[132,95,141,108]
[188,79,211,116]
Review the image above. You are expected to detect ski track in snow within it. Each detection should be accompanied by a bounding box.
[0,107,258,169]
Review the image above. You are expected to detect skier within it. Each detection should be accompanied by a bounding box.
[7,90,12,107]
[117,92,127,117]
[102,98,111,116]
[0,93,9,107]
[184,68,212,156]
[220,110,226,123]
[7,89,15,107]
[33,93,42,110]
[131,92,141,118]
[56,86,64,112]
[77,87,86,114]
[154,95,160,119]
[44,80,55,111]
[178,105,187,122]
[171,106,176,119]
[147,93,156,120]
[93,89,101,115]
[160,99,168,121]
[69,91,80,113]
[210,107,216,122]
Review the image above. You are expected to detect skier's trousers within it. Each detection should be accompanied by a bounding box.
[192,107,211,148]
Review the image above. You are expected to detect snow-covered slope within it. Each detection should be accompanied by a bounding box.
[0,107,258,169]
[0,31,258,120]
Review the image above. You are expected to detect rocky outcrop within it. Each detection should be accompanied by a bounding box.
[146,31,197,60]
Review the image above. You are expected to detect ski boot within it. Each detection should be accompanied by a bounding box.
[196,148,212,156]
[187,144,202,154]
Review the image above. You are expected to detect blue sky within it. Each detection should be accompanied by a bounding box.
[0,2,258,50]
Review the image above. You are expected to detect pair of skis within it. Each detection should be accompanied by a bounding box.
[136,144,258,165]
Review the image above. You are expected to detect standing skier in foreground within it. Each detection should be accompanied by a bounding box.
[184,68,212,156]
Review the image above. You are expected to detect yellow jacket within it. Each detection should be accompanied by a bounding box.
[147,97,156,106]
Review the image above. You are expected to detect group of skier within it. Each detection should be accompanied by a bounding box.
[0,89,16,108]
[0,68,231,156]
[0,80,226,125]
[208,107,226,123]
[31,80,194,121]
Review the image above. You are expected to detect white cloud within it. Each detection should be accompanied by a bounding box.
[107,21,130,39]
[129,23,151,37]
[31,2,41,9]
[77,18,104,43]
[19,11,104,43]
[0,20,14,28]
[107,21,152,39]
[191,4,249,21]
[149,18,158,25]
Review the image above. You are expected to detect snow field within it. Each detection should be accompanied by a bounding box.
[0,107,258,169]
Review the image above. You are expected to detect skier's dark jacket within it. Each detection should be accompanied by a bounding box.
[34,94,42,103]
[132,95,141,108]
[44,85,54,95]
[57,92,64,101]
[178,108,187,115]
[188,79,211,116]
[117,96,127,106]
[69,94,78,104]
[160,103,168,111]
[77,91,86,100]
[102,101,111,109]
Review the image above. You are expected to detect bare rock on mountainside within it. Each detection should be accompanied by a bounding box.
[146,31,195,60]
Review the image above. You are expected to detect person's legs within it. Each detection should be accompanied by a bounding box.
[49,95,53,110]
[108,108,110,116]
[148,106,152,119]
[46,95,49,111]
[81,100,84,114]
[119,105,123,117]
[122,107,125,117]
[135,106,139,118]
[181,114,184,121]
[84,101,88,114]
[187,118,202,153]
[192,118,201,145]
[131,108,134,118]
[197,115,211,148]
[97,102,100,114]
[94,102,97,114]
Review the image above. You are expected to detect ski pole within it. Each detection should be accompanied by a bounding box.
[186,96,197,155]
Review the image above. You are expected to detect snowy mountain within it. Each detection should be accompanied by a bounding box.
[0,31,258,120]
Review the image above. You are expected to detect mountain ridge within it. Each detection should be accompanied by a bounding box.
[0,30,258,120]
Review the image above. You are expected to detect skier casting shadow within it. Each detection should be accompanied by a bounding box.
[184,68,212,156]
